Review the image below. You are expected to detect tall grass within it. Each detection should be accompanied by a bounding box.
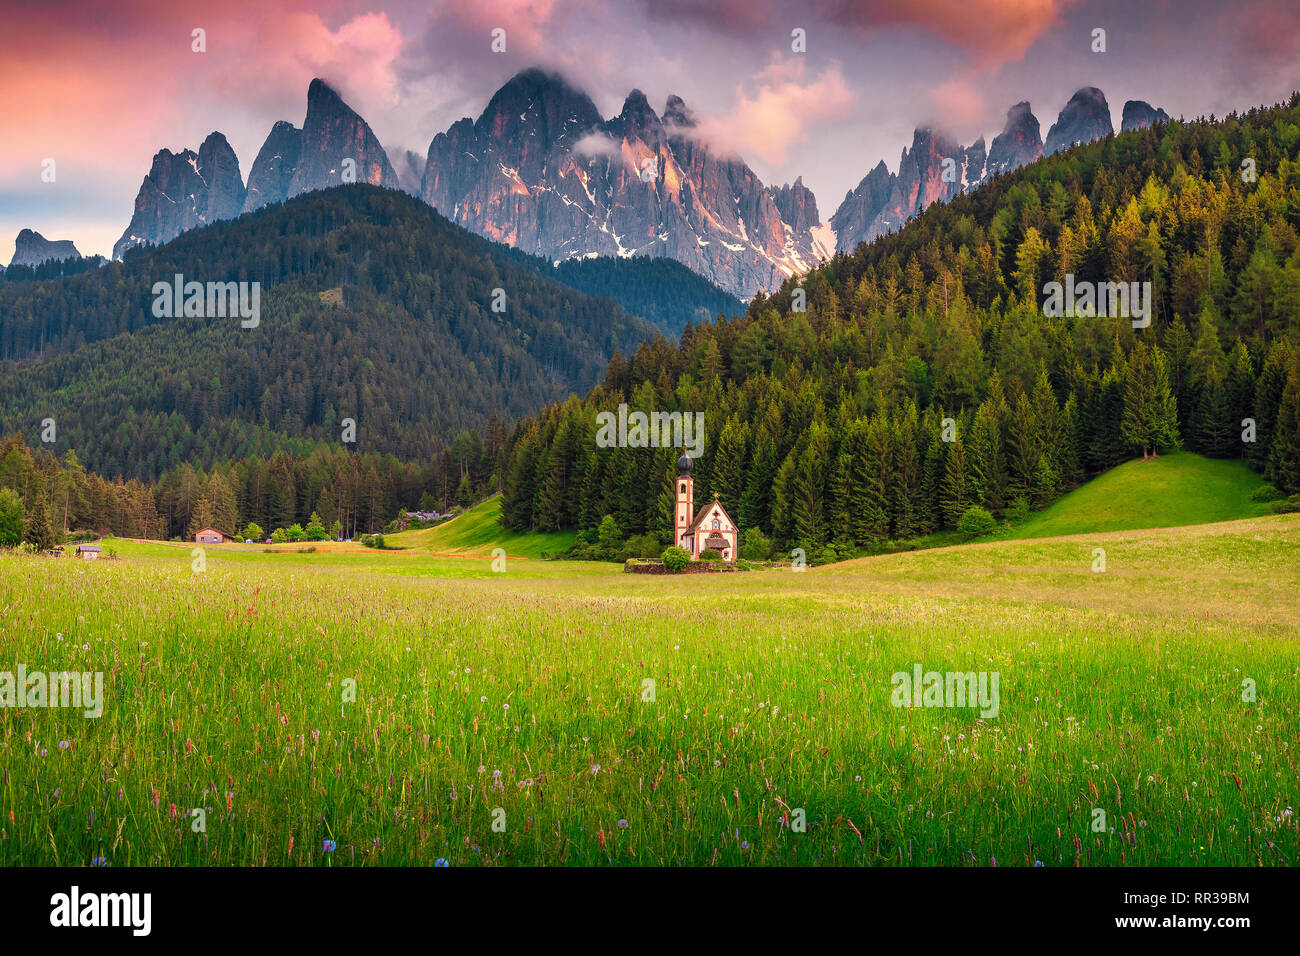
[1,515,1296,866]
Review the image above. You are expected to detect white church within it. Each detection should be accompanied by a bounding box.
[674,454,738,562]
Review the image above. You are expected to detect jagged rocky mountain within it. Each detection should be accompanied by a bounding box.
[107,72,1168,295]
[1044,87,1114,155]
[245,79,399,212]
[830,87,1162,254]
[1121,99,1171,132]
[113,132,246,260]
[831,129,985,252]
[418,68,831,300]
[242,121,302,213]
[986,101,1043,178]
[10,229,82,268]
[116,81,397,256]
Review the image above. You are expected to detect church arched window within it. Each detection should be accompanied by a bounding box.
[712,518,719,530]
[679,482,685,493]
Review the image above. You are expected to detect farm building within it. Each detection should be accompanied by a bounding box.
[75,544,102,560]
[194,528,230,544]
[673,455,738,562]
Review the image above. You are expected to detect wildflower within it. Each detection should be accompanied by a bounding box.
[92,857,106,867]
[617,819,628,829]
[434,858,449,867]
[591,764,600,774]
[58,741,69,750]
[323,840,336,853]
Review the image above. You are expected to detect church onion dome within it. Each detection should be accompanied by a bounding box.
[676,454,693,476]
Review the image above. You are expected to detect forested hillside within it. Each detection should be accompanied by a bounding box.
[499,96,1300,553]
[543,256,744,336]
[0,186,661,479]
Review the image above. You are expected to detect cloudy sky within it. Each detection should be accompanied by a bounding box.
[2,0,1297,261]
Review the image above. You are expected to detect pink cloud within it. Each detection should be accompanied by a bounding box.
[928,78,987,131]
[692,58,854,167]
[818,0,1076,69]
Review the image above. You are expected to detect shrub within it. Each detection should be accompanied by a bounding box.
[1251,484,1283,502]
[0,488,25,547]
[597,515,623,552]
[698,548,722,562]
[621,533,662,561]
[661,545,689,572]
[305,513,329,541]
[270,528,288,543]
[741,527,772,561]
[815,545,839,566]
[1005,495,1032,522]
[1272,495,1300,514]
[957,505,997,539]
[832,537,857,561]
[241,522,265,542]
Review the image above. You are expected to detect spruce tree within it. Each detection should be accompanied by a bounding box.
[939,441,971,527]
[1267,352,1300,494]
[23,488,55,549]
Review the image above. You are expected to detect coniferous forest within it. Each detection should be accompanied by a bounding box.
[0,187,732,480]
[498,97,1300,555]
[2,101,1299,551]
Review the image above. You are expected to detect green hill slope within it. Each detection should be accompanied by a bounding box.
[387,496,574,558]
[0,186,659,479]
[1003,452,1273,539]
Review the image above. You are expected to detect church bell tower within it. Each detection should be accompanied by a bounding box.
[675,454,694,553]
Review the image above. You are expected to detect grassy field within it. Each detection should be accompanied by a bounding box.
[385,496,575,558]
[1002,452,1273,539]
[0,514,1296,866]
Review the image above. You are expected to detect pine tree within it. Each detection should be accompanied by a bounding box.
[1250,343,1292,471]
[711,417,749,516]
[207,471,239,535]
[1192,365,1234,457]
[1122,342,1180,458]
[188,495,217,538]
[891,404,922,538]
[739,433,776,532]
[23,487,55,549]
[788,425,830,549]
[939,441,971,527]
[1267,352,1300,494]
[1225,340,1256,457]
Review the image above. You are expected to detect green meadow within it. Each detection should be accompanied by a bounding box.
[0,512,1296,866]
[1000,452,1273,539]
[385,498,576,558]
